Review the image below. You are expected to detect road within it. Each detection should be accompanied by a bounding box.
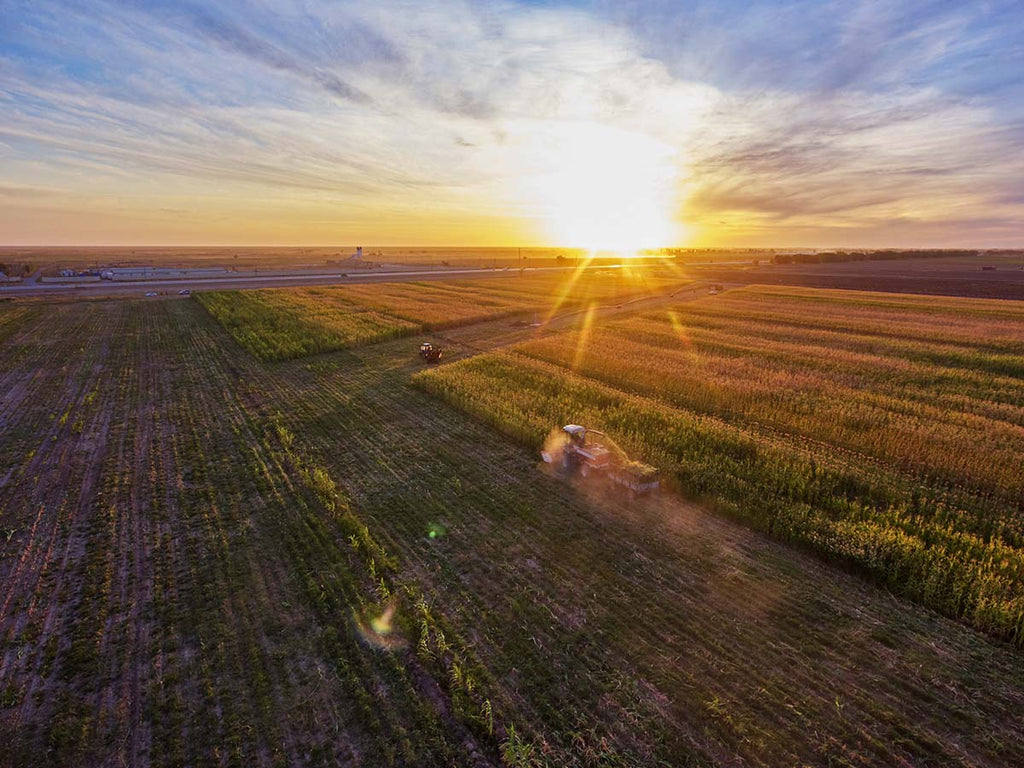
[0,265,540,298]
[0,259,759,299]
[0,262,730,299]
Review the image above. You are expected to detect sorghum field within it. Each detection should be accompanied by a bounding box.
[2,282,1023,768]
[417,286,1024,646]
[198,268,692,361]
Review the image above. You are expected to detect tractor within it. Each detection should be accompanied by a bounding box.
[541,424,660,494]
[419,341,443,363]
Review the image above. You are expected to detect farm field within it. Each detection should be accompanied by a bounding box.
[320,269,690,328]
[416,286,1024,647]
[1,289,1023,767]
[0,299,500,767]
[198,268,692,360]
[696,252,1024,301]
[0,303,34,345]
[195,289,419,361]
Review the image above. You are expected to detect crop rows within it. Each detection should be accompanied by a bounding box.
[0,303,34,347]
[326,269,690,329]
[515,286,1024,502]
[414,287,1024,646]
[195,289,418,361]
[198,268,691,361]
[4,294,1024,766]
[256,329,1024,767]
[0,300,503,766]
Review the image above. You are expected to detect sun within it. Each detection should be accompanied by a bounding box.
[516,121,683,252]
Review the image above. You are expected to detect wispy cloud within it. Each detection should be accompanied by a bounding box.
[0,0,1022,245]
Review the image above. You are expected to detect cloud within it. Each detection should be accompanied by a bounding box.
[0,185,63,200]
[0,0,1022,246]
[681,83,1024,239]
[108,0,372,104]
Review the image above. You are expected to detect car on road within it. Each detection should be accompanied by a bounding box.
[178,289,191,296]
[144,291,158,297]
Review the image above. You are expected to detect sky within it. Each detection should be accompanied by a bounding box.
[1,0,1022,248]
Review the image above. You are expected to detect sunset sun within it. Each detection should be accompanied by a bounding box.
[514,121,684,251]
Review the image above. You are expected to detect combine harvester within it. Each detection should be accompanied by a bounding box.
[541,424,660,494]
[418,341,443,363]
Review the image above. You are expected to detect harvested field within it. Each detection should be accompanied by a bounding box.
[0,300,495,767]
[1,290,1023,767]
[0,304,34,346]
[697,254,1024,300]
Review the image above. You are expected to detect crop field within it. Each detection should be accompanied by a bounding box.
[0,303,34,345]
[694,253,1024,301]
[198,269,692,361]
[327,270,692,328]
[0,300,508,767]
[195,289,419,361]
[416,286,1024,646]
[2,288,1024,767]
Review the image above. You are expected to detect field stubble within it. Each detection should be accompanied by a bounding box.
[1,293,1023,767]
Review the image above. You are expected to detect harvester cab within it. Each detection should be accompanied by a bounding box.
[557,425,610,475]
[419,341,443,363]
[564,424,586,446]
[542,424,660,493]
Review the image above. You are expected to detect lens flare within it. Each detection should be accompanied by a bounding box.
[543,251,597,324]
[666,310,693,349]
[355,601,406,651]
[571,303,598,371]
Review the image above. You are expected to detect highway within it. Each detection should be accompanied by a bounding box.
[1,265,599,298]
[0,262,728,299]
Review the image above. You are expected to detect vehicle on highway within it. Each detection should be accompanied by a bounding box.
[178,289,191,296]
[144,291,158,297]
